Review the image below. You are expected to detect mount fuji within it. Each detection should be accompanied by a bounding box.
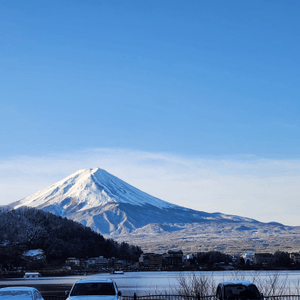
[8,168,300,253]
[9,168,252,234]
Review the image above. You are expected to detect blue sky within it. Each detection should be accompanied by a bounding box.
[1,1,300,225]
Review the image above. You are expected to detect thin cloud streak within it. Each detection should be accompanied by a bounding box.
[0,148,299,226]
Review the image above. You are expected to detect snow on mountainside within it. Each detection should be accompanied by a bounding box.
[10,168,259,236]
[13,168,175,212]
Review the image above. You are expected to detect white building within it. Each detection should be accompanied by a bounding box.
[243,253,254,264]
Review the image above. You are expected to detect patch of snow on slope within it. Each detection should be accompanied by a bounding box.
[23,249,44,257]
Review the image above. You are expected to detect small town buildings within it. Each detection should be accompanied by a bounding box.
[23,272,41,278]
[254,253,275,265]
[22,249,46,261]
[149,253,164,268]
[164,250,183,267]
[139,251,184,269]
[243,253,254,264]
[290,252,300,264]
[114,260,127,270]
[139,253,150,268]
[139,253,163,269]
[65,257,80,266]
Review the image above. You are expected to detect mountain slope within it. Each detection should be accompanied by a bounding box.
[0,206,142,262]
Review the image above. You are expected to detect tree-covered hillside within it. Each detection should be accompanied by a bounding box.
[0,207,142,263]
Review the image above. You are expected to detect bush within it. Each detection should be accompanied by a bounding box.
[175,271,300,297]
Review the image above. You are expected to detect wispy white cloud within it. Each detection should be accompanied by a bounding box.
[1,148,300,226]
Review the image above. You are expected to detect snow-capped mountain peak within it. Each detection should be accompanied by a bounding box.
[13,168,174,213]
[9,168,261,237]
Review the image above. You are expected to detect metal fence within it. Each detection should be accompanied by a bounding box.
[43,295,300,300]
[264,297,300,300]
[122,294,215,300]
[122,295,300,300]
[44,297,66,300]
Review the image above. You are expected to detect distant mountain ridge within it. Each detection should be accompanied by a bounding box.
[8,168,300,253]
